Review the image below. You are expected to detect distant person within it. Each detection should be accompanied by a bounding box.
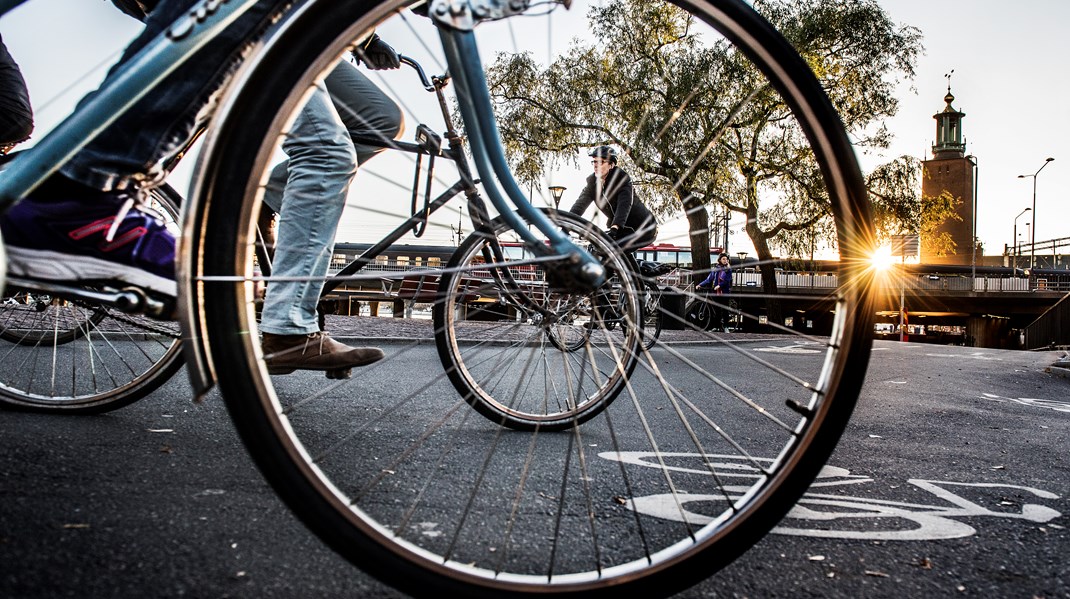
[567,145,657,251]
[696,253,733,332]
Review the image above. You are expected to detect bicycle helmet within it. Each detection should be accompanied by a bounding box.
[588,145,618,164]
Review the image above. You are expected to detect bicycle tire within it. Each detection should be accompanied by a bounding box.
[435,209,642,431]
[636,280,662,350]
[0,292,107,345]
[544,255,660,354]
[684,293,714,331]
[191,0,874,596]
[0,184,185,414]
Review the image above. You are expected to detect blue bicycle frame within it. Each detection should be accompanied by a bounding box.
[0,0,604,288]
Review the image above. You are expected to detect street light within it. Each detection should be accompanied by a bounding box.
[966,155,978,283]
[1018,157,1054,269]
[1013,207,1031,269]
[736,251,748,269]
[548,185,566,210]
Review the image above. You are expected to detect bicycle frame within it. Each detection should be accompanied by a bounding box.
[0,0,263,208]
[0,0,604,397]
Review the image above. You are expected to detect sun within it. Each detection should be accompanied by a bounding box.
[869,245,896,271]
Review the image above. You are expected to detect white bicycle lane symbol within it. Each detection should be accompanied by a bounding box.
[600,452,1063,541]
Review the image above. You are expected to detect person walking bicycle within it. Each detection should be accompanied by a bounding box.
[696,252,733,331]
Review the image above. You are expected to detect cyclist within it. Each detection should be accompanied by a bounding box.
[0,0,395,374]
[566,145,658,326]
[566,145,657,252]
[0,33,33,153]
[696,252,733,331]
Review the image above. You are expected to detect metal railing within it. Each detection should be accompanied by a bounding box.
[1023,291,1070,349]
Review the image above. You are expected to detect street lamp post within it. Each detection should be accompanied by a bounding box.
[548,185,566,211]
[967,155,978,284]
[1018,157,1054,270]
[1012,208,1031,270]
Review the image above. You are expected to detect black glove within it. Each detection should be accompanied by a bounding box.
[354,34,401,70]
[605,228,621,240]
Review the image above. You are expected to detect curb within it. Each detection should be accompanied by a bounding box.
[1047,365,1070,380]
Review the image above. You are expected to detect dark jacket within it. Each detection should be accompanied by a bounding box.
[568,166,655,234]
[698,264,732,292]
[0,35,33,146]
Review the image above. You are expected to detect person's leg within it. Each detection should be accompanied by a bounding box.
[1,0,288,298]
[0,35,34,148]
[262,59,403,215]
[256,84,382,375]
[259,58,403,259]
[324,60,404,164]
[63,0,288,190]
[259,84,356,336]
[618,221,658,254]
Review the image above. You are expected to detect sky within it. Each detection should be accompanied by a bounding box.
[2,0,1069,261]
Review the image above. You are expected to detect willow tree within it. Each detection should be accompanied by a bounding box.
[866,155,963,259]
[487,0,923,320]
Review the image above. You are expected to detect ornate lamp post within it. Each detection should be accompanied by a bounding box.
[548,185,567,210]
[736,251,748,270]
[1018,157,1054,269]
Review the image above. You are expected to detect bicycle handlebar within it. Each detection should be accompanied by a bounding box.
[398,55,439,92]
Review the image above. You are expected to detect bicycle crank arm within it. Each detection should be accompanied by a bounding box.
[6,276,173,319]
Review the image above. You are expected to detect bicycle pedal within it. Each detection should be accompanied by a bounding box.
[326,368,352,380]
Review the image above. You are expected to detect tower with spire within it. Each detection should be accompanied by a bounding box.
[921,75,976,265]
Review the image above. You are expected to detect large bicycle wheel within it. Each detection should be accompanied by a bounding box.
[0,184,184,413]
[190,0,875,596]
[435,209,642,431]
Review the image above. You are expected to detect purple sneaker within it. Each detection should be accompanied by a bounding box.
[1,186,176,297]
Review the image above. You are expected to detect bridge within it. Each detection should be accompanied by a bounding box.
[724,269,1066,349]
[316,244,1068,349]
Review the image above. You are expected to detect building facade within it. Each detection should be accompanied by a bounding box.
[921,89,976,265]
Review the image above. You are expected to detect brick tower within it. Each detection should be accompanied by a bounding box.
[921,86,976,265]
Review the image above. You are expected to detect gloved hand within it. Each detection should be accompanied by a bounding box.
[604,227,621,240]
[354,34,401,70]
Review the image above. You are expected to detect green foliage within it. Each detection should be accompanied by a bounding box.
[866,155,962,257]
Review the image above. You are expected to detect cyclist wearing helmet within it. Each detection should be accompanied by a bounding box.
[567,145,657,251]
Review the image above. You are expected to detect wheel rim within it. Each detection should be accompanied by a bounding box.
[194,0,876,595]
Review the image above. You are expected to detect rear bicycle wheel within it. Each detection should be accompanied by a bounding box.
[435,209,642,431]
[192,0,875,596]
[635,280,662,350]
[0,184,184,413]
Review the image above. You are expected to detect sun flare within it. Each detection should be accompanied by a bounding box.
[869,245,896,271]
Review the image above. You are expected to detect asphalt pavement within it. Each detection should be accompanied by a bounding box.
[0,339,1067,598]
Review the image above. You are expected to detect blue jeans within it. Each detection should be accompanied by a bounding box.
[60,0,287,191]
[259,60,403,335]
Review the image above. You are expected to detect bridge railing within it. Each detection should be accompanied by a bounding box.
[1023,292,1070,349]
[728,271,1052,294]
[324,260,1060,297]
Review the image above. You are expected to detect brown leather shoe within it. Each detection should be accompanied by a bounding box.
[262,332,384,376]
